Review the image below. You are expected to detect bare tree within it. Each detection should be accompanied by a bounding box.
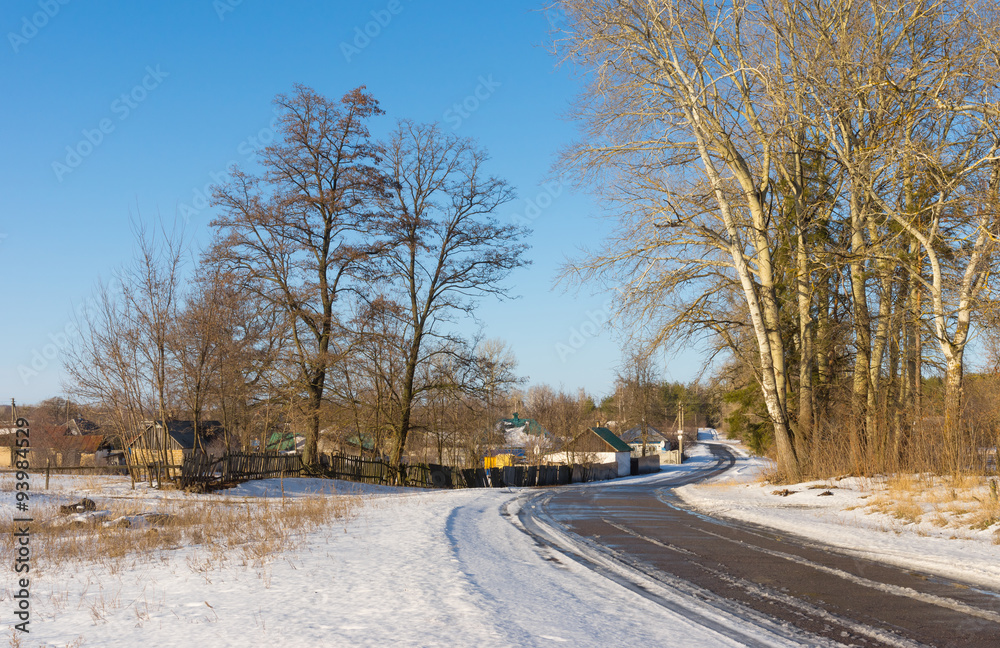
[336,296,408,458]
[554,0,1000,478]
[169,265,282,449]
[374,120,527,472]
[65,276,150,451]
[778,0,1000,470]
[209,85,384,465]
[555,0,804,478]
[65,219,184,472]
[616,349,658,455]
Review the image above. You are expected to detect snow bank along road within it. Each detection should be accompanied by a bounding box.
[516,444,1000,648]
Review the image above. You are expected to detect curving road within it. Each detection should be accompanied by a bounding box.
[515,445,1000,648]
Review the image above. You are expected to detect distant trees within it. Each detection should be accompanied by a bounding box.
[522,385,597,445]
[599,355,717,445]
[554,0,1000,477]
[610,351,657,452]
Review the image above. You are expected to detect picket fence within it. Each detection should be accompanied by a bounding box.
[179,450,302,490]
[177,449,624,492]
[318,452,620,489]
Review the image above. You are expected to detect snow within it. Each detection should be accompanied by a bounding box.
[5,474,766,647]
[4,437,999,647]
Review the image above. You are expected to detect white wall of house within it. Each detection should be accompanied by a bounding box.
[629,440,668,456]
[544,450,631,477]
[613,451,630,477]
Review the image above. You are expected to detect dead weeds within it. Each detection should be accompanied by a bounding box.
[862,473,1000,533]
[2,484,359,574]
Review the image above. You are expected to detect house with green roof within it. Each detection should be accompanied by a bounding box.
[544,426,632,477]
[499,413,553,451]
[481,413,557,468]
[265,431,304,453]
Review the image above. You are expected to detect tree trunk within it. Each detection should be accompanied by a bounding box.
[304,376,322,466]
[730,221,800,481]
[796,224,814,466]
[390,333,423,477]
[943,350,964,475]
[849,194,872,473]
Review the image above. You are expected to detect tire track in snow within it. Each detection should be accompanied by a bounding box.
[512,494,837,648]
[444,490,772,647]
[522,444,1000,647]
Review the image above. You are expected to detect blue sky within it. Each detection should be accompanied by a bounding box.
[0,0,702,406]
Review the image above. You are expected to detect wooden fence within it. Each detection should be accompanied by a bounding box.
[224,451,303,481]
[317,453,622,489]
[15,449,625,492]
[179,450,303,491]
[324,453,392,484]
[408,461,614,489]
[176,449,624,492]
[454,462,620,488]
[319,453,433,487]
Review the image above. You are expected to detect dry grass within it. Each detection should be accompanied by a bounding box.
[861,475,1000,533]
[1,486,359,575]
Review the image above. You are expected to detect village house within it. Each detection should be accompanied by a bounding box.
[125,420,233,478]
[545,426,632,477]
[65,417,101,436]
[0,422,20,468]
[265,430,305,453]
[619,425,675,455]
[485,412,557,468]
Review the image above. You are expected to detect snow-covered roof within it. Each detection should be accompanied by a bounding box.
[619,425,670,444]
[499,413,553,449]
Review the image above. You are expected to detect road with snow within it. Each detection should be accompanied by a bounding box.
[516,444,1000,648]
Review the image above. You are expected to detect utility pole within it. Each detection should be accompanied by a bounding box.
[677,401,685,448]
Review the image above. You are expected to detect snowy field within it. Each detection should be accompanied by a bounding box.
[3,472,780,648]
[3,437,999,647]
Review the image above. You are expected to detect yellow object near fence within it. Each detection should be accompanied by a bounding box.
[483,454,519,470]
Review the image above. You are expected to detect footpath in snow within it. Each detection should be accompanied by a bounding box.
[675,430,1000,589]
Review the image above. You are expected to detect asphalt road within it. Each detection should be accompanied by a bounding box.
[516,445,1000,648]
